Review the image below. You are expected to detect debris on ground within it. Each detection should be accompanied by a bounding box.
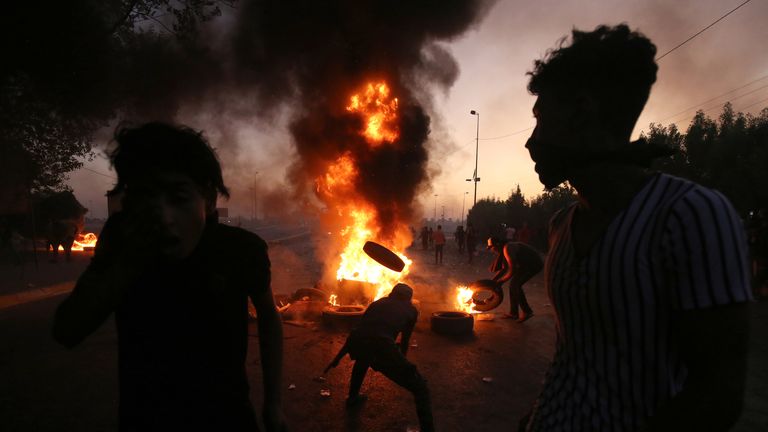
[313,376,326,382]
[288,384,296,390]
[320,389,331,397]
[482,377,494,383]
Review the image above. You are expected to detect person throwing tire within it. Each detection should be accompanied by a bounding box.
[324,283,434,432]
[487,236,543,322]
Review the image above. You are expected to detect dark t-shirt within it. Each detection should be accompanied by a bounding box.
[354,296,418,341]
[81,216,270,431]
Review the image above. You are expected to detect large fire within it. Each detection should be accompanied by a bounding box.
[58,232,98,252]
[318,80,412,303]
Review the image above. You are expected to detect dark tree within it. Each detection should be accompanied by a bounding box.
[2,0,232,193]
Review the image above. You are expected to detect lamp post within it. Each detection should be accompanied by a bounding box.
[467,110,481,207]
[433,194,438,224]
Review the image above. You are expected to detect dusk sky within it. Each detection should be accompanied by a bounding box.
[67,0,768,222]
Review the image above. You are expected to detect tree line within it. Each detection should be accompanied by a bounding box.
[466,103,768,251]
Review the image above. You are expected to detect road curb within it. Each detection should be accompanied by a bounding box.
[0,231,311,311]
[0,281,75,311]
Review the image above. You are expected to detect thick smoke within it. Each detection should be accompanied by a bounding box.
[11,1,493,223]
[228,0,493,237]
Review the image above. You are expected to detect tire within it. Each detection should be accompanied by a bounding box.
[290,287,329,302]
[363,241,405,272]
[469,279,504,312]
[322,305,366,329]
[431,311,474,336]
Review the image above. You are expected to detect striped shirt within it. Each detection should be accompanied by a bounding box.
[527,173,752,431]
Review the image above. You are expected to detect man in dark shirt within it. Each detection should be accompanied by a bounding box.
[325,283,433,432]
[487,236,543,322]
[53,123,287,431]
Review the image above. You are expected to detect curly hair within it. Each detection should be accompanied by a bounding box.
[109,122,230,200]
[528,24,658,140]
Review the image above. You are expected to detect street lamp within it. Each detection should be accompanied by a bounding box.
[433,194,438,223]
[467,110,481,207]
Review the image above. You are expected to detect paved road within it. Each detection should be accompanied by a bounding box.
[1,243,766,431]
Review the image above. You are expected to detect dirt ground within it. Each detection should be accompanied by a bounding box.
[1,238,766,431]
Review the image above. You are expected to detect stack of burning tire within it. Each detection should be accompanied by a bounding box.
[321,304,366,329]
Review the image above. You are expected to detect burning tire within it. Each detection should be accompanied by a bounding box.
[290,288,329,302]
[431,311,474,336]
[322,305,366,329]
[470,279,504,312]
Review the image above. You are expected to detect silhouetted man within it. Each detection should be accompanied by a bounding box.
[433,224,446,264]
[487,237,543,322]
[53,123,287,431]
[521,25,752,431]
[466,223,476,264]
[325,283,433,432]
[455,225,466,254]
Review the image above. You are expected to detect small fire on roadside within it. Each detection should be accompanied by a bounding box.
[58,232,98,252]
[455,286,477,314]
[319,80,412,305]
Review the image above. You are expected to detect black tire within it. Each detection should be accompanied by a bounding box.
[431,311,474,336]
[290,287,329,302]
[470,279,504,312]
[363,241,405,272]
[322,305,366,329]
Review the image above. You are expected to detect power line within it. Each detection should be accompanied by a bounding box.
[738,95,768,112]
[660,81,768,123]
[479,126,534,141]
[657,73,768,123]
[656,0,753,61]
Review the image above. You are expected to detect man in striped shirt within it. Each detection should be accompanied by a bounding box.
[521,24,752,431]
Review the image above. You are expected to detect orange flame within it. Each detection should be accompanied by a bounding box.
[328,294,339,307]
[455,285,477,314]
[334,205,412,300]
[314,80,411,303]
[316,152,357,198]
[346,82,399,145]
[58,232,98,252]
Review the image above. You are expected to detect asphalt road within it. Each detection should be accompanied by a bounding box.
[1,241,766,431]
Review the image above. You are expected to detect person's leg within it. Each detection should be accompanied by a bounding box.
[377,361,433,431]
[348,360,369,401]
[513,271,535,320]
[508,280,521,317]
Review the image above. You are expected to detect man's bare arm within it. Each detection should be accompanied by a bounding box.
[645,302,751,431]
[494,244,515,284]
[252,287,287,431]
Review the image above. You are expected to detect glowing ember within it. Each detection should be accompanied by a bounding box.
[346,81,399,145]
[455,286,477,314]
[58,232,98,252]
[328,294,339,307]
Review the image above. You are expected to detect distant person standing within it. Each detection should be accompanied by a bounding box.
[465,223,476,264]
[517,221,533,245]
[419,226,429,250]
[427,227,434,249]
[505,225,516,242]
[520,24,751,431]
[455,225,466,254]
[432,225,446,265]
